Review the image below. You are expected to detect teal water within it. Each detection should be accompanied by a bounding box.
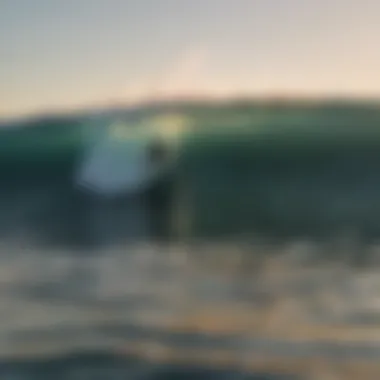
[181,129,380,241]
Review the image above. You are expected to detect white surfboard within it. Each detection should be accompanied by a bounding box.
[75,113,189,197]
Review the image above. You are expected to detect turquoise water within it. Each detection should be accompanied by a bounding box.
[179,123,380,242]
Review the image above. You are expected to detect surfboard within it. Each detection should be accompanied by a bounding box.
[74,113,189,197]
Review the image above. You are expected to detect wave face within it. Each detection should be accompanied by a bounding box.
[4,106,380,246]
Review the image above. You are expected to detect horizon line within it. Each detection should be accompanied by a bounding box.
[2,93,380,124]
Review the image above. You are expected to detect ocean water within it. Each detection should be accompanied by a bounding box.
[2,106,380,378]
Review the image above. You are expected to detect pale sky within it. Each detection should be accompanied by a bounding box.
[1,0,379,118]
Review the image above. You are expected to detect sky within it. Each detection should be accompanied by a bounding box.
[0,0,380,118]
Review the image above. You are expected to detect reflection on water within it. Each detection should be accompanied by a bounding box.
[1,241,380,379]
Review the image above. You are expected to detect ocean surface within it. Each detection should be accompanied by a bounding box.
[2,105,380,378]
